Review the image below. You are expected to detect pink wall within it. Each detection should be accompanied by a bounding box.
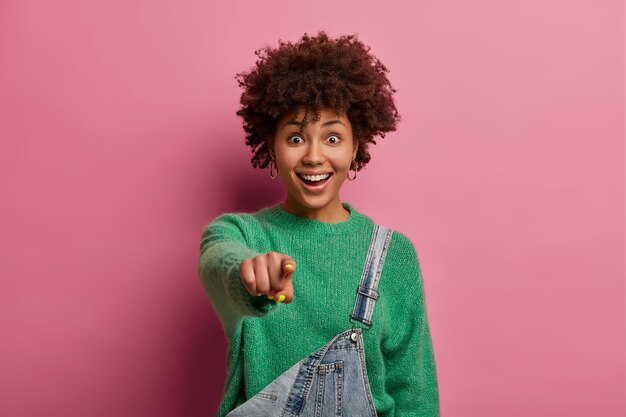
[1,0,623,416]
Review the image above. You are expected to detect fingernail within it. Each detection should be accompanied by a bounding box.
[284,263,294,271]
[277,294,286,303]
[267,295,274,300]
[257,293,263,296]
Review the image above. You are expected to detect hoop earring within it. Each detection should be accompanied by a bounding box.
[347,160,358,181]
[269,159,278,179]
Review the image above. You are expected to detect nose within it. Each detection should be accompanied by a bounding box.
[302,140,325,165]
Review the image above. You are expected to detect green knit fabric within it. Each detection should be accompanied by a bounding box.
[197,201,440,416]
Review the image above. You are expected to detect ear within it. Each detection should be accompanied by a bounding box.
[352,139,359,160]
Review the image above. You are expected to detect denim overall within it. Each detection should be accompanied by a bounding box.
[226,224,393,417]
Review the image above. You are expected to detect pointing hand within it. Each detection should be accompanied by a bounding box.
[240,252,296,304]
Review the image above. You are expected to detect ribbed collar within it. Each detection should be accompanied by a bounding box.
[263,201,370,235]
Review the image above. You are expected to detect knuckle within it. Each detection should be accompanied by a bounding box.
[257,282,270,293]
[268,251,281,262]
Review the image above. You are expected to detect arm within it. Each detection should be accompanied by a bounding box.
[383,237,440,416]
[197,214,279,332]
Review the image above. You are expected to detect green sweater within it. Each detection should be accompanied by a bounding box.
[197,201,440,416]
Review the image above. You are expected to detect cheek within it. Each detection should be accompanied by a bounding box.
[276,158,297,175]
[332,154,354,171]
[273,151,292,170]
[274,157,297,183]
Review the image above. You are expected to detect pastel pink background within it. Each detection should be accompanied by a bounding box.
[0,0,623,416]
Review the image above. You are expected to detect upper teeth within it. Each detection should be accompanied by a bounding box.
[300,173,331,181]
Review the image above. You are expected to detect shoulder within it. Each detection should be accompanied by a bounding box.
[200,205,275,250]
[203,205,275,232]
[207,211,256,229]
[378,227,423,287]
[384,228,419,263]
[353,207,420,265]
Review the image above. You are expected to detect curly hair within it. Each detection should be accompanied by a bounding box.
[235,31,400,171]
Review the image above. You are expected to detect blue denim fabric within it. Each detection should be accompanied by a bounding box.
[226,225,393,417]
[350,224,393,329]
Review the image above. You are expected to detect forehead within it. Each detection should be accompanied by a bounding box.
[276,107,350,130]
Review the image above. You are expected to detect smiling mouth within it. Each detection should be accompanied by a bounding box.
[296,173,333,187]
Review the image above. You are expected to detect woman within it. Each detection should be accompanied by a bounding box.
[198,31,440,416]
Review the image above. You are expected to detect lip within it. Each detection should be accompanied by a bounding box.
[296,173,333,193]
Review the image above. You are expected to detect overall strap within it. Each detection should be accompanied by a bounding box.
[350,224,394,330]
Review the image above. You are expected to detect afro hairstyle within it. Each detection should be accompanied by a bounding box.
[235,30,400,171]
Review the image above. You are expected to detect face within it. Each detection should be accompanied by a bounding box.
[270,107,358,219]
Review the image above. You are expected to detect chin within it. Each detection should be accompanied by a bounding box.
[288,190,335,208]
[297,196,332,208]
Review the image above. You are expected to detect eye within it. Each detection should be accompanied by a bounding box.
[326,135,341,144]
[287,135,303,144]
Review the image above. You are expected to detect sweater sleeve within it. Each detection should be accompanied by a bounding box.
[383,234,440,416]
[197,213,279,331]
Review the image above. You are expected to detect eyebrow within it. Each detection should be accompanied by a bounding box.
[283,119,346,129]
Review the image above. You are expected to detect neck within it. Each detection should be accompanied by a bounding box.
[281,195,350,223]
